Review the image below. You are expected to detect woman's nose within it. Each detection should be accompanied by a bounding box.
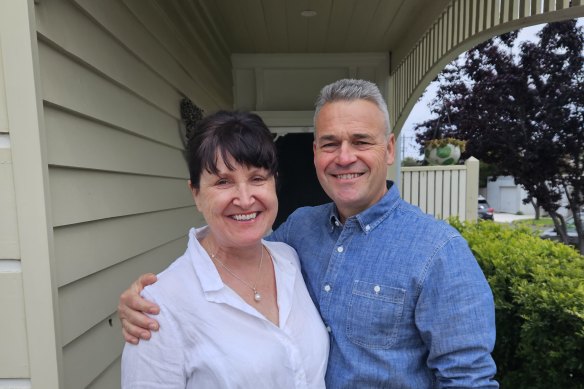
[233,183,255,208]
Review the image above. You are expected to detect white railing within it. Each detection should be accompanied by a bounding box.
[400,157,479,221]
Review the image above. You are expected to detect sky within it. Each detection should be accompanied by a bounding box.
[398,23,548,159]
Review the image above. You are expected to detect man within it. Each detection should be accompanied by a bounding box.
[119,79,498,388]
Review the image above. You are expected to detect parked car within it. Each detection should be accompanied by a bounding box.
[540,213,583,245]
[478,195,494,220]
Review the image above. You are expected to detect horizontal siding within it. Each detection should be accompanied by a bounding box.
[44,106,187,178]
[58,238,187,346]
[0,144,19,259]
[0,263,29,377]
[38,41,183,149]
[54,207,201,287]
[86,356,121,389]
[31,0,225,386]
[35,0,182,118]
[0,380,31,389]
[49,167,193,227]
[62,315,124,389]
[74,0,230,111]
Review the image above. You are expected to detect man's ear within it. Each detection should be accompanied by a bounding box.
[386,133,396,166]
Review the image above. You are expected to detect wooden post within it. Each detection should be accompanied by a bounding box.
[465,157,480,221]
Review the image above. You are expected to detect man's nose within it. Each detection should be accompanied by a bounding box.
[336,142,357,165]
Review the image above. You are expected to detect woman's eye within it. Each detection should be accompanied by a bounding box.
[252,176,267,183]
[215,179,229,186]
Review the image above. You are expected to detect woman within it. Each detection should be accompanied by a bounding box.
[121,111,329,388]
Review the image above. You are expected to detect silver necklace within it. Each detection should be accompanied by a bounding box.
[211,245,264,302]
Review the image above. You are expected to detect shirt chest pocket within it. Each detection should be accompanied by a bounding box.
[346,280,406,349]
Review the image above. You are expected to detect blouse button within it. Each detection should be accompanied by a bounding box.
[337,246,344,253]
[324,284,331,292]
[374,285,381,294]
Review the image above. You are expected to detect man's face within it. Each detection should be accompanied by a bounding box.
[313,100,395,221]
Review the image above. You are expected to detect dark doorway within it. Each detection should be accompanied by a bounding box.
[274,133,330,228]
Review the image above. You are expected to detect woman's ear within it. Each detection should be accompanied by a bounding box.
[188,180,201,210]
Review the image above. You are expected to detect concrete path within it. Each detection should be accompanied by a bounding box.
[493,213,535,223]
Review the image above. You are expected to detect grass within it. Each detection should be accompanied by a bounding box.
[512,217,554,234]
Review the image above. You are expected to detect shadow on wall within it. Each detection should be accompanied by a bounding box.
[274,133,330,228]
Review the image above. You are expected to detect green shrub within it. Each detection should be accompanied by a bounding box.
[450,219,584,388]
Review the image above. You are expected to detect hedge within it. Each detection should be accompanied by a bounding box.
[450,219,584,389]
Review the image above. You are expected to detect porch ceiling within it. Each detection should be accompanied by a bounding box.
[153,0,451,66]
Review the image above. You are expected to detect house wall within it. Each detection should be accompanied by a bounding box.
[486,176,535,215]
[486,175,573,217]
[1,0,230,388]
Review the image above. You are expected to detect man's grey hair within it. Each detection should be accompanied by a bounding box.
[313,79,391,136]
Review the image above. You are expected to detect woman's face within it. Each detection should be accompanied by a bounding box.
[191,153,278,250]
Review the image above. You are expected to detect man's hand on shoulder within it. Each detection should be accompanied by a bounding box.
[118,273,160,344]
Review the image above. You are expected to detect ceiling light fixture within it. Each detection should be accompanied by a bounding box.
[300,10,317,17]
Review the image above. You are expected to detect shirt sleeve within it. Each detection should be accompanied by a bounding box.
[121,289,187,389]
[267,213,293,244]
[415,236,499,388]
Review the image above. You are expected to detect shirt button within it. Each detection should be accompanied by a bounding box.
[337,246,344,253]
[324,284,331,292]
[374,285,381,294]
[335,221,340,227]
[326,326,332,333]
[365,225,371,232]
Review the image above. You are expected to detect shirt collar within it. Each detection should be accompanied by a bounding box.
[188,226,225,293]
[328,181,400,234]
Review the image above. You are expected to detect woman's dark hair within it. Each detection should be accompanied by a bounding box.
[187,111,278,188]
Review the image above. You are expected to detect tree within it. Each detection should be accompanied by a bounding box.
[415,20,584,254]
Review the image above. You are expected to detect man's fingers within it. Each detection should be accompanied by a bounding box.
[122,319,151,344]
[118,273,161,342]
[119,276,160,315]
[137,273,158,290]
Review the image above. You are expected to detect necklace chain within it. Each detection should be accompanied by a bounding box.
[211,245,264,302]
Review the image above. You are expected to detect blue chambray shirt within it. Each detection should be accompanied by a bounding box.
[269,182,498,388]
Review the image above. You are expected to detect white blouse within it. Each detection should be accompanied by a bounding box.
[122,226,329,389]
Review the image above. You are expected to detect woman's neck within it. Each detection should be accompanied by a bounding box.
[200,234,262,267]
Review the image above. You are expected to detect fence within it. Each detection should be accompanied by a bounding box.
[400,157,479,221]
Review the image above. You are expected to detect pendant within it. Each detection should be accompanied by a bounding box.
[254,291,262,302]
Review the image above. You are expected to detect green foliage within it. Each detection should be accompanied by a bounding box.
[424,137,467,152]
[418,20,584,251]
[401,156,421,166]
[450,219,584,388]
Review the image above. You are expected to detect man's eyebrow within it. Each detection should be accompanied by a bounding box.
[353,133,373,140]
[317,134,338,142]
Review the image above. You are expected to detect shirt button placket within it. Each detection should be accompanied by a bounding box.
[321,228,349,325]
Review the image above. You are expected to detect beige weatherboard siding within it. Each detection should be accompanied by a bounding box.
[1,0,219,387]
[2,0,584,388]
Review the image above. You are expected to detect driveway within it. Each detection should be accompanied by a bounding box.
[493,213,535,223]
